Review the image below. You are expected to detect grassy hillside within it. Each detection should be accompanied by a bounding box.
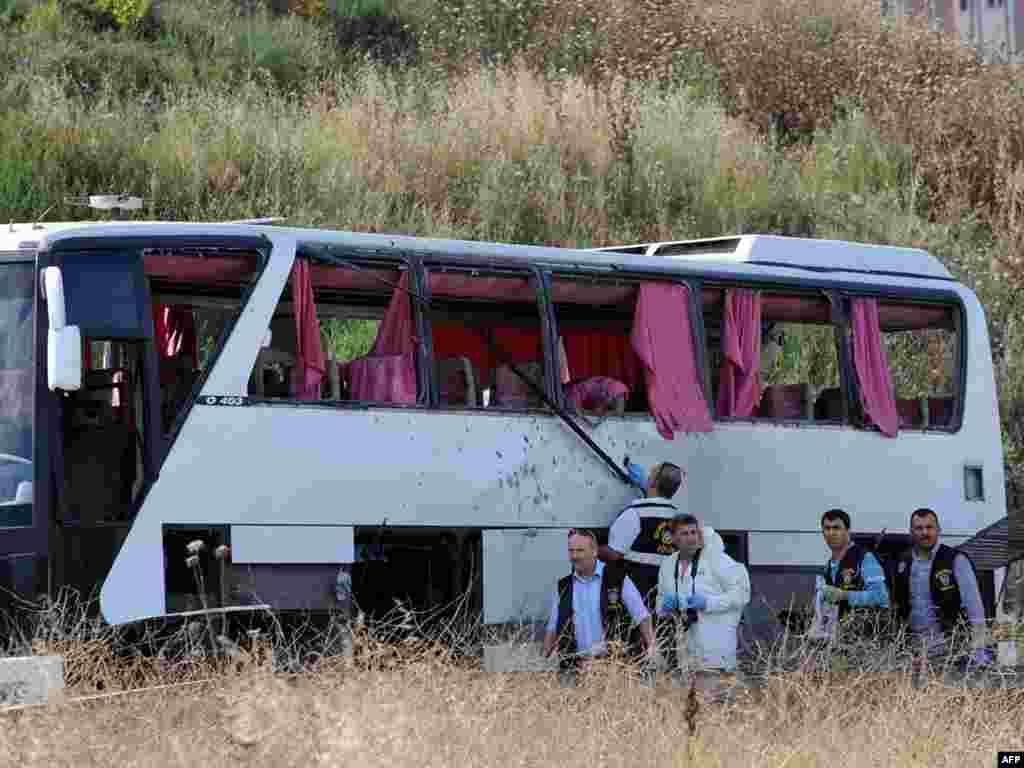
[2,0,1024,488]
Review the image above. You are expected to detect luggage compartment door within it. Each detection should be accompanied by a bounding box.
[482,528,570,625]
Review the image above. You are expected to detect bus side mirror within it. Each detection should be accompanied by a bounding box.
[41,266,82,392]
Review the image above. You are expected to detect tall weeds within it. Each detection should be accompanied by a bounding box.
[2,592,1023,767]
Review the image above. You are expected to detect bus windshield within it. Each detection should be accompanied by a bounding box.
[0,260,34,522]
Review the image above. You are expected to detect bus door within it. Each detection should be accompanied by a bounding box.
[45,245,161,603]
[0,252,42,615]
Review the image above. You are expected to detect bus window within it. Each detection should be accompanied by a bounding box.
[426,267,546,410]
[253,256,421,406]
[0,261,34,527]
[549,274,647,417]
[145,248,260,435]
[876,301,961,430]
[704,288,841,422]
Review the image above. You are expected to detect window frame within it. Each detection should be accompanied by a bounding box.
[543,269,708,422]
[147,245,271,440]
[699,281,850,426]
[252,250,428,411]
[840,291,966,435]
[542,268,685,421]
[693,277,966,434]
[420,260,554,414]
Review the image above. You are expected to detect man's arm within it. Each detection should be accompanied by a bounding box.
[620,575,656,654]
[953,554,986,625]
[600,509,638,563]
[845,552,890,609]
[702,557,751,614]
[637,616,655,656]
[542,631,558,658]
[598,545,624,562]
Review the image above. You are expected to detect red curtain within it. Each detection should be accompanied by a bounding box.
[561,329,642,391]
[851,297,898,438]
[343,271,417,403]
[153,305,198,367]
[631,283,712,439]
[716,288,762,418]
[370,272,416,357]
[289,259,325,400]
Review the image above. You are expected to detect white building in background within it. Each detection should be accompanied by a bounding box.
[885,0,1024,62]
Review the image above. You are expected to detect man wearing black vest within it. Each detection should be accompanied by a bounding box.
[808,509,892,670]
[891,508,990,671]
[599,461,683,609]
[819,508,890,619]
[543,530,655,679]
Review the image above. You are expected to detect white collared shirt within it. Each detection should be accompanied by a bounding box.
[545,561,650,656]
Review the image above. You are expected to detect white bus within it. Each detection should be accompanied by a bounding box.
[0,222,1008,640]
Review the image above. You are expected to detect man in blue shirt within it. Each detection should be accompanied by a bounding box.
[891,508,990,673]
[820,508,890,614]
[804,509,891,671]
[543,530,655,676]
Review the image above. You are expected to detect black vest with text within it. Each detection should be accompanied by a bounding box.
[555,562,631,663]
[824,543,869,621]
[623,500,678,592]
[892,544,976,635]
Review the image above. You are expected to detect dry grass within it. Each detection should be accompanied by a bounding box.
[2,646,1023,767]
[3,595,1024,767]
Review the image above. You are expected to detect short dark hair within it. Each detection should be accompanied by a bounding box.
[568,528,598,545]
[672,513,700,529]
[910,508,940,527]
[653,462,684,499]
[821,509,851,530]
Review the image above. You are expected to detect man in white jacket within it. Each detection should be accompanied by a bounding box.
[656,514,751,693]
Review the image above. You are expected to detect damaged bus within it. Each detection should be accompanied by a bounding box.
[0,222,1009,643]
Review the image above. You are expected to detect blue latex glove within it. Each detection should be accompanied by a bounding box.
[626,461,647,489]
[689,593,708,612]
[662,593,683,612]
[968,648,994,668]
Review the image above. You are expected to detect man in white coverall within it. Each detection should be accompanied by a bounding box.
[656,513,750,697]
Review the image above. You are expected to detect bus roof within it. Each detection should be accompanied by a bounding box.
[2,222,954,282]
[590,235,952,280]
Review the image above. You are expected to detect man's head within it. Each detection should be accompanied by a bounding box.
[821,508,851,551]
[647,462,684,499]
[567,529,599,574]
[910,508,941,550]
[671,513,701,558]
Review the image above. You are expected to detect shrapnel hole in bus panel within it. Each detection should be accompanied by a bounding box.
[702,288,842,422]
[548,273,651,420]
